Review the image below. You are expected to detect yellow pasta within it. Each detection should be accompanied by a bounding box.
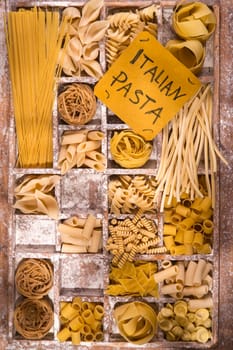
[113,301,157,345]
[163,191,214,255]
[60,1,108,79]
[154,265,179,283]
[193,259,206,286]
[158,300,212,343]
[163,224,176,236]
[172,1,216,41]
[155,85,228,212]
[176,261,185,285]
[71,331,81,345]
[188,296,213,310]
[57,298,104,344]
[14,175,60,219]
[185,261,198,286]
[182,285,209,298]
[107,261,158,297]
[58,129,106,173]
[5,8,68,167]
[161,283,183,295]
[57,327,71,342]
[110,130,152,168]
[58,214,102,253]
[164,236,175,251]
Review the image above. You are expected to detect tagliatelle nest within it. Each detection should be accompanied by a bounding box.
[15,259,53,299]
[58,83,97,125]
[14,297,54,339]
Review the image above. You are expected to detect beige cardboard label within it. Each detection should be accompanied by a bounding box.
[94,31,201,140]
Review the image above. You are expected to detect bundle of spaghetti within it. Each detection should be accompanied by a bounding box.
[155,84,227,211]
[5,8,68,167]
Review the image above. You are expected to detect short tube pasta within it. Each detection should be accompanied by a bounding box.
[154,265,179,283]
[188,297,213,310]
[185,261,197,286]
[161,283,183,295]
[193,259,206,286]
[58,297,104,344]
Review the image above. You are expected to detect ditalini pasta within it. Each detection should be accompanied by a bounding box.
[163,190,214,255]
[58,214,102,253]
[157,300,212,343]
[57,297,104,344]
[5,8,68,168]
[58,129,106,173]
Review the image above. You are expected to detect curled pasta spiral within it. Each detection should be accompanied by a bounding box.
[58,83,97,125]
[110,130,152,168]
[14,297,54,339]
[15,259,53,299]
[106,5,158,66]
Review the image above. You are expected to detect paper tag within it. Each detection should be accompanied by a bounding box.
[94,31,201,140]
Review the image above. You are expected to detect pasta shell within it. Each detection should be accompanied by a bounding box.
[83,42,99,60]
[80,21,109,45]
[58,50,76,76]
[80,59,103,79]
[66,37,82,61]
[79,0,104,28]
[63,7,81,20]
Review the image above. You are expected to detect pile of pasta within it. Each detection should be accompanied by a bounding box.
[157,299,213,343]
[58,83,97,125]
[13,175,60,219]
[14,297,54,340]
[155,84,227,212]
[106,209,166,268]
[15,259,54,299]
[106,4,158,66]
[106,260,158,297]
[154,259,212,299]
[58,130,106,174]
[57,297,104,344]
[110,130,152,168]
[166,2,216,74]
[59,0,109,78]
[163,193,213,255]
[108,175,156,214]
[58,214,102,253]
[5,8,68,167]
[113,301,157,345]
[14,258,54,339]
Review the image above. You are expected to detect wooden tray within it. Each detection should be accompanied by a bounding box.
[6,1,220,349]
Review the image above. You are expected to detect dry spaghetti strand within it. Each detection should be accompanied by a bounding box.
[5,8,68,167]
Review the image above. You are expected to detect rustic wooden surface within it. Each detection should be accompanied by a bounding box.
[0,1,233,349]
